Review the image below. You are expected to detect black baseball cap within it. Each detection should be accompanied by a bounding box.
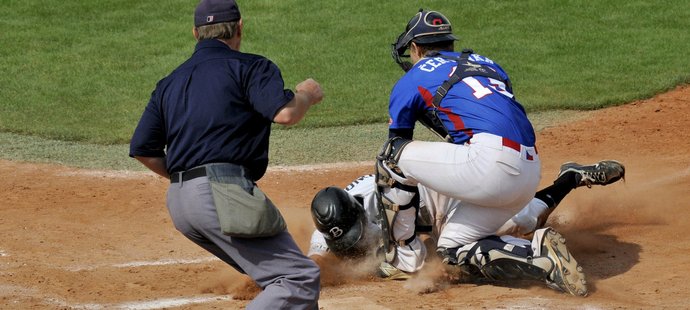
[194,0,241,27]
[393,10,458,55]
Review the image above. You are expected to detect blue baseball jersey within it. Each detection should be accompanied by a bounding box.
[389,51,535,146]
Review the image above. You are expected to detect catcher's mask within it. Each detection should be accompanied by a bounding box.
[311,186,367,257]
[391,9,458,72]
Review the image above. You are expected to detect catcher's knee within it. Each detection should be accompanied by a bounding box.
[375,136,414,188]
[438,236,553,282]
[376,136,418,212]
[379,186,417,213]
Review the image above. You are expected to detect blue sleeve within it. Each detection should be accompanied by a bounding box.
[245,58,295,121]
[388,78,424,130]
[129,89,166,158]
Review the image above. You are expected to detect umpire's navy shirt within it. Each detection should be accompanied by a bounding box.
[129,39,294,181]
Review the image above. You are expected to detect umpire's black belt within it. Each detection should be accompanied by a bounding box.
[170,163,247,184]
[170,166,207,183]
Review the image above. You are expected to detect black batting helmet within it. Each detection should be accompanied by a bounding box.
[310,187,367,257]
[391,9,458,71]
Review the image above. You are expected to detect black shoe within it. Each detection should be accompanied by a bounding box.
[558,160,625,188]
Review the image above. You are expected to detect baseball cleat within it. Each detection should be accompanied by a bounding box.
[377,261,412,280]
[558,160,626,188]
[535,228,588,297]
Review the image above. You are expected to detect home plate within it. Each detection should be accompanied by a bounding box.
[319,296,389,310]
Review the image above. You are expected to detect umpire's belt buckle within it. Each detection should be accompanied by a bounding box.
[170,166,207,183]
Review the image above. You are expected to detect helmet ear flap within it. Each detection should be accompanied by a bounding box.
[390,11,425,72]
[399,61,413,72]
[391,31,414,72]
[390,42,413,72]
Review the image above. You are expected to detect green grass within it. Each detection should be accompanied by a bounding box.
[0,0,192,144]
[0,0,688,151]
[0,110,590,170]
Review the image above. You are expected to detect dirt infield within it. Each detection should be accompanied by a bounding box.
[1,85,689,309]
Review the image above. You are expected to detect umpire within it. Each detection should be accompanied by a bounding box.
[129,0,322,308]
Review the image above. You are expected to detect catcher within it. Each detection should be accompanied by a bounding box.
[308,160,625,294]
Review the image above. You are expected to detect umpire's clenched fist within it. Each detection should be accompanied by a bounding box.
[296,78,323,106]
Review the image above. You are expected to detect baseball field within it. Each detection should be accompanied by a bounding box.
[2,85,690,309]
[2,1,690,309]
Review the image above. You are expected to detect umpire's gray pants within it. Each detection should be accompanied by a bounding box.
[166,176,320,309]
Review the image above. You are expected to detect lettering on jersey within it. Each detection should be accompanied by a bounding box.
[448,66,457,77]
[463,77,493,99]
[468,54,494,64]
[488,78,514,98]
[329,226,344,238]
[462,77,514,99]
[419,57,452,72]
[345,175,369,191]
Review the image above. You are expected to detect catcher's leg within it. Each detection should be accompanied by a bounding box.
[374,137,418,263]
[376,207,427,280]
[437,228,588,297]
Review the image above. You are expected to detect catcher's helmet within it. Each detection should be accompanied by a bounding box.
[392,9,458,71]
[311,187,367,257]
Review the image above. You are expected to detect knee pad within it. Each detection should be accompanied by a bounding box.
[375,137,414,188]
[380,186,417,211]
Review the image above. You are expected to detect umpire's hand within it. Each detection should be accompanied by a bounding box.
[296,78,324,106]
[274,78,324,125]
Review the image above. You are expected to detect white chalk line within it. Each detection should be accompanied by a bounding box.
[268,161,371,172]
[3,257,232,309]
[62,295,233,310]
[66,256,219,271]
[112,257,219,268]
[56,161,373,179]
[56,169,159,179]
